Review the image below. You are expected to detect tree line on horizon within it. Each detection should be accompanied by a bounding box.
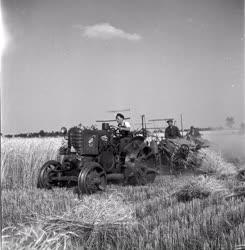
[2,117,245,138]
[3,130,64,138]
[1,126,225,138]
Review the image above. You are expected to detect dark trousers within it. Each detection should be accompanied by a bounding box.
[119,137,131,169]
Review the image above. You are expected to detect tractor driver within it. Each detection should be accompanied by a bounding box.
[116,113,131,137]
[115,113,131,178]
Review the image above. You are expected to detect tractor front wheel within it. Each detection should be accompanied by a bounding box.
[78,162,107,194]
[37,160,62,189]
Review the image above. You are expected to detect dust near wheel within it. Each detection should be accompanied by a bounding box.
[78,163,107,194]
[145,169,157,183]
[37,160,61,189]
[124,162,148,186]
[125,168,146,186]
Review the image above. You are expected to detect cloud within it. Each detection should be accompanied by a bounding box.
[80,23,142,41]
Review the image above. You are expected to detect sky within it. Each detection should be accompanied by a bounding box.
[1,0,244,134]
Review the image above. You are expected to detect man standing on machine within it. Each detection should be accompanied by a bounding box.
[164,119,182,139]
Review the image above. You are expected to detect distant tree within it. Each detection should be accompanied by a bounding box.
[39,130,45,137]
[225,116,235,128]
[240,122,245,134]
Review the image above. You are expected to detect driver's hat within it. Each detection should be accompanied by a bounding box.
[116,113,124,119]
[166,119,173,123]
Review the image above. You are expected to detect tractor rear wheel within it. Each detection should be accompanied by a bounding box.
[78,162,107,194]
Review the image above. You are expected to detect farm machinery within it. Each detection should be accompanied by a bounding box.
[145,117,209,173]
[37,112,210,194]
[157,138,208,173]
[37,123,158,194]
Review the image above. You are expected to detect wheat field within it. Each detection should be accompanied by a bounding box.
[1,136,245,250]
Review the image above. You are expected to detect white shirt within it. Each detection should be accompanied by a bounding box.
[119,121,131,130]
[123,121,131,129]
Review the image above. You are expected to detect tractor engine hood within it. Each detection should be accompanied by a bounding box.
[68,127,101,155]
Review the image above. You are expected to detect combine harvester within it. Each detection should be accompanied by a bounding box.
[36,112,211,195]
[145,117,210,174]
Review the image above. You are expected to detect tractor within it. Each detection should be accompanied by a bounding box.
[37,123,158,194]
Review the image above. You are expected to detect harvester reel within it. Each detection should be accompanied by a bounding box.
[37,160,62,189]
[78,162,107,194]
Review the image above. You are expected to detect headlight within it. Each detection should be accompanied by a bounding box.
[60,127,67,135]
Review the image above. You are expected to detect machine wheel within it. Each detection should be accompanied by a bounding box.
[237,169,245,181]
[37,160,61,189]
[78,162,107,194]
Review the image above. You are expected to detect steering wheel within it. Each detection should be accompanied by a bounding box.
[109,125,120,135]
